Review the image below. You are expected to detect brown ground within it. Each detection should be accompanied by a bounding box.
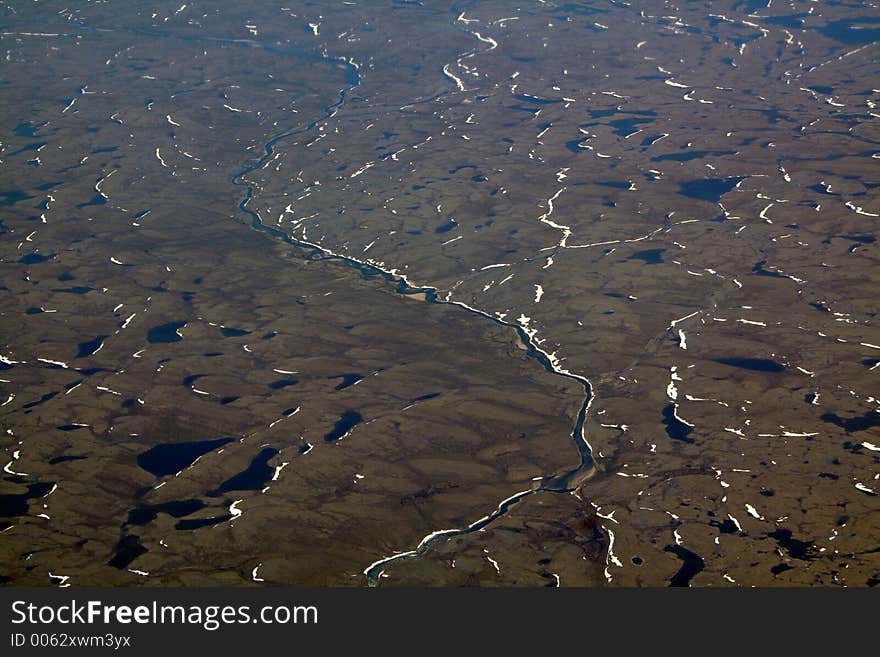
[1,1,878,587]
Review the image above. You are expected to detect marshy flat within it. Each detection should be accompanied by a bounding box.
[1,0,877,588]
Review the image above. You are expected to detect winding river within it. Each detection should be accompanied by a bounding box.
[224,35,599,585]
